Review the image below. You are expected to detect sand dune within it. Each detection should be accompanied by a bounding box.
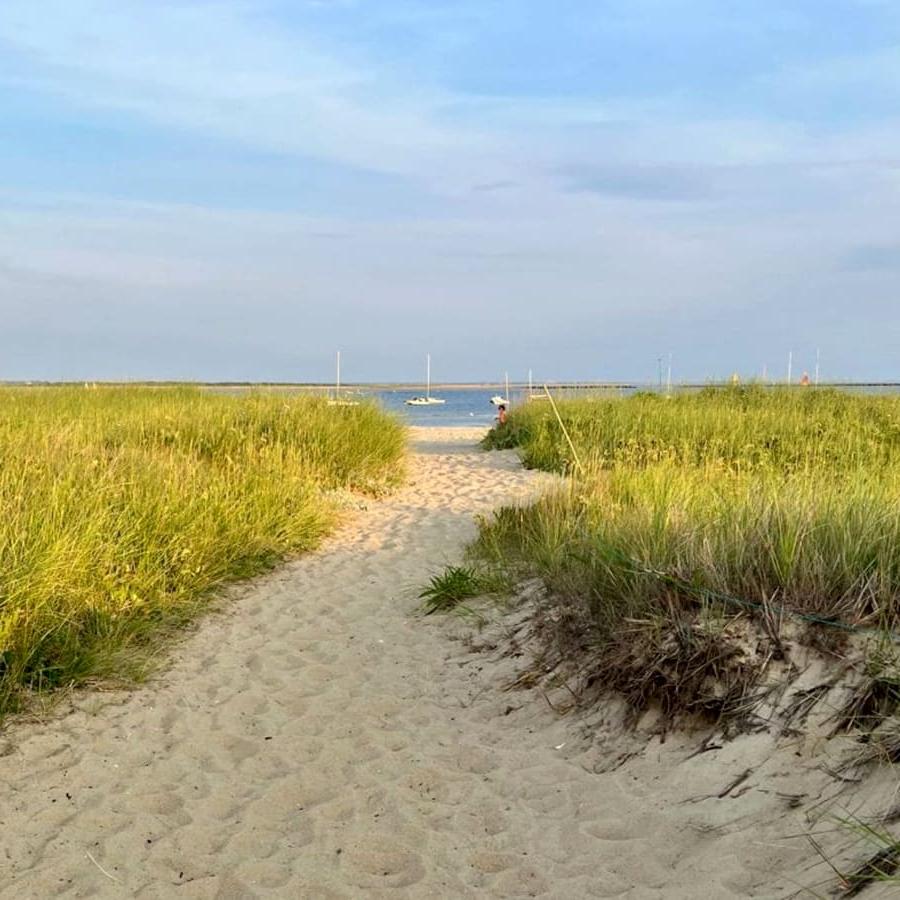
[0,428,894,898]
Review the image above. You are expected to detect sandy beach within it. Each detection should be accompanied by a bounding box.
[0,427,894,898]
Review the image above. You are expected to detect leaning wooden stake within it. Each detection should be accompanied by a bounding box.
[543,384,585,474]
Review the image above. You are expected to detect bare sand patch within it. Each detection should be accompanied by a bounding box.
[0,427,893,898]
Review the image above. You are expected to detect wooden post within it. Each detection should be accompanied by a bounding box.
[544,384,584,474]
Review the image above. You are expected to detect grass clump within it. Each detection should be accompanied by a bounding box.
[475,387,900,724]
[0,386,406,716]
[820,816,900,896]
[833,649,900,736]
[419,565,503,615]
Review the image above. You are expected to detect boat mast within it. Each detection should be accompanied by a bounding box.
[426,353,431,400]
[505,371,510,405]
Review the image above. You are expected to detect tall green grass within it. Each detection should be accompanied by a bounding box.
[476,388,900,675]
[485,386,900,474]
[477,388,900,886]
[0,386,405,714]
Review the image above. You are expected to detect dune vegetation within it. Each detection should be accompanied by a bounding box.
[0,386,405,716]
[473,387,900,724]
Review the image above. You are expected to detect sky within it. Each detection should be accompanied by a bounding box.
[1,0,898,383]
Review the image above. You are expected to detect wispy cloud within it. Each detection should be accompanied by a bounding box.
[471,180,518,192]
[0,0,503,182]
[1,0,900,379]
[559,165,712,201]
[842,243,900,271]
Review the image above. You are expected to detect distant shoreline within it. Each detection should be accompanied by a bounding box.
[2,381,900,390]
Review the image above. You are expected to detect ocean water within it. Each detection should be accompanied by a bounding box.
[213,383,900,428]
[368,388,524,428]
[366,382,900,426]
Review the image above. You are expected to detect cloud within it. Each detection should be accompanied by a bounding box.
[0,0,529,191]
[559,164,712,201]
[842,243,900,271]
[471,180,518,192]
[1,1,900,380]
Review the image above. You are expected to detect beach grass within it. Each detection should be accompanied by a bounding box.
[418,565,508,615]
[0,386,405,715]
[473,386,900,722]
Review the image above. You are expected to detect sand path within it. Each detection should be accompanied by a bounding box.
[0,428,861,898]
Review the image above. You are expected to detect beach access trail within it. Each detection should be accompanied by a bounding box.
[0,428,847,898]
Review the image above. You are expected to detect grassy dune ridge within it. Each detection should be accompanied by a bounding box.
[0,387,406,714]
[474,387,900,721]
[485,386,900,474]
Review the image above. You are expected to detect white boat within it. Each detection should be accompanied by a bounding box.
[490,372,511,406]
[405,354,446,405]
[326,350,359,407]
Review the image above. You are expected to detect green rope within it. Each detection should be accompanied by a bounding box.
[592,542,900,642]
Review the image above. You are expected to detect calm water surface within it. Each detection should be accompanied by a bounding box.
[370,384,900,427]
[368,388,526,428]
[214,383,900,428]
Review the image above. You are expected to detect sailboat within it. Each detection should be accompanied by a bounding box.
[491,372,510,406]
[326,351,359,407]
[405,353,446,405]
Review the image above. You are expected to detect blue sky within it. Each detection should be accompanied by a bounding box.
[1,0,897,382]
